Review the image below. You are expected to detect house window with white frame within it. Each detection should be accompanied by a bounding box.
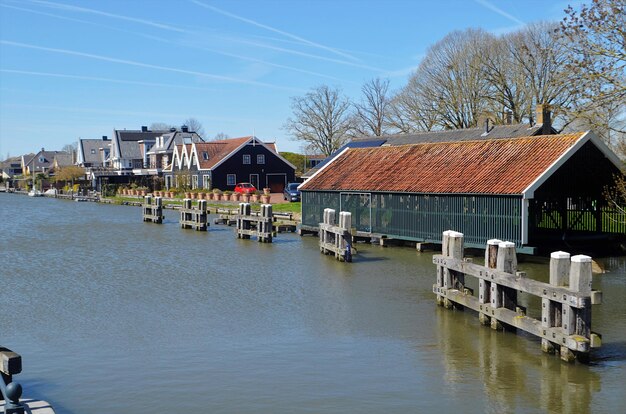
[203,175,211,190]
[257,154,265,164]
[243,154,251,164]
[227,174,236,186]
[192,175,198,189]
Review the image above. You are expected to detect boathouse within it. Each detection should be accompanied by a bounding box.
[299,131,624,253]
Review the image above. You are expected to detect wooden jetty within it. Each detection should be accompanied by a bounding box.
[318,209,353,262]
[179,199,209,231]
[235,203,273,242]
[142,195,163,224]
[433,230,602,363]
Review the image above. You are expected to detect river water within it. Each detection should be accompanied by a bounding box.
[0,193,625,413]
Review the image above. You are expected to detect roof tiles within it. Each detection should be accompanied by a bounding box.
[300,133,586,195]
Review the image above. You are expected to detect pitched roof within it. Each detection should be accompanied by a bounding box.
[195,137,251,169]
[113,129,170,159]
[147,131,204,154]
[352,124,552,146]
[53,152,73,167]
[301,139,387,178]
[79,138,110,164]
[300,133,587,195]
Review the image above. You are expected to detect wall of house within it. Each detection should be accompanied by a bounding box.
[211,144,295,192]
[302,190,523,248]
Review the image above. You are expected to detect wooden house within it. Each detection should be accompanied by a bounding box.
[165,136,296,193]
[299,131,624,254]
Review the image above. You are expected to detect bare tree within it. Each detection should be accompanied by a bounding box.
[283,85,353,156]
[352,78,392,137]
[213,132,230,141]
[408,29,492,129]
[150,122,175,131]
[62,142,78,163]
[387,78,440,133]
[507,22,574,127]
[183,118,206,138]
[559,0,626,138]
[480,35,531,124]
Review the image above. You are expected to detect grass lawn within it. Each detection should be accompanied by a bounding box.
[104,196,302,220]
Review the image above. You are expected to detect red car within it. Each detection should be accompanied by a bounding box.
[234,182,257,194]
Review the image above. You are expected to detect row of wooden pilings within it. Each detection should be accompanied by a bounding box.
[144,198,604,363]
[142,196,275,241]
[433,230,602,362]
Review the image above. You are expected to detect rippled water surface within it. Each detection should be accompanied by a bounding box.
[1,193,625,413]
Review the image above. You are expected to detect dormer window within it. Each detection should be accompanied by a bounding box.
[203,152,209,160]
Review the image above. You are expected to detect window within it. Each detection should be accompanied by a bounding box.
[203,152,209,160]
[257,154,265,164]
[91,149,96,154]
[203,175,211,190]
[243,154,251,164]
[227,174,236,186]
[192,175,198,189]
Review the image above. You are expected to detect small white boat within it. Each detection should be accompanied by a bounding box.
[28,189,43,197]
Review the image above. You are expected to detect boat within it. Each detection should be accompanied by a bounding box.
[28,189,43,197]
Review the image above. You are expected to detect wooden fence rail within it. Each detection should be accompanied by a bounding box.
[319,209,353,262]
[433,230,602,362]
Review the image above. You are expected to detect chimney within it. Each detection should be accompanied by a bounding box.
[141,126,148,132]
[505,110,513,125]
[484,118,491,134]
[536,104,552,135]
[102,135,108,141]
[181,125,189,133]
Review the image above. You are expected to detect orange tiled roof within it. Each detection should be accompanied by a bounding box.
[194,137,251,169]
[300,133,585,195]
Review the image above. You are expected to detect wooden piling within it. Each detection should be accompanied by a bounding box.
[542,251,570,354]
[142,195,163,223]
[490,241,517,330]
[179,198,208,231]
[479,239,501,325]
[235,203,273,242]
[318,209,353,262]
[432,231,602,363]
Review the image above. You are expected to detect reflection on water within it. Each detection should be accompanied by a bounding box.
[0,193,624,413]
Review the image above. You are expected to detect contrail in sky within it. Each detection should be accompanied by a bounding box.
[473,0,525,26]
[220,36,386,73]
[0,69,221,92]
[6,2,351,81]
[189,0,361,62]
[0,40,304,92]
[24,0,187,33]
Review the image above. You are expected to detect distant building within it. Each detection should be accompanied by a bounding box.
[165,136,296,193]
[77,136,111,168]
[300,131,624,253]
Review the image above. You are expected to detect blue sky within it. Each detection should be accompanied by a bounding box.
[0,0,579,158]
